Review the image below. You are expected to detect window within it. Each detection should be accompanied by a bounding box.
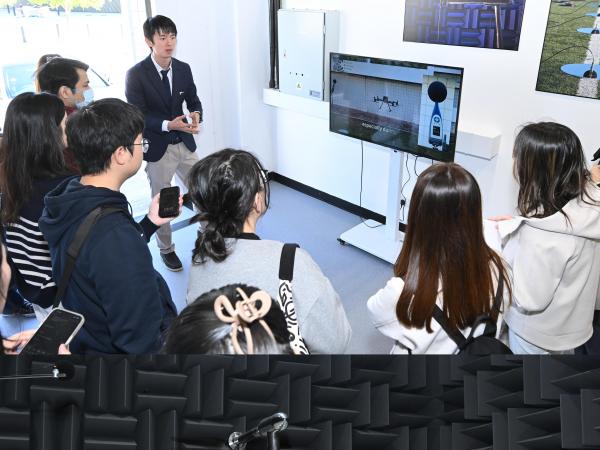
[0,0,149,131]
[0,0,151,216]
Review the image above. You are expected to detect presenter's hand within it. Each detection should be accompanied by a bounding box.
[147,192,184,227]
[190,111,201,127]
[591,165,600,183]
[167,114,199,134]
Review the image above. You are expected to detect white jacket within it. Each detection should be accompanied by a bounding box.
[499,184,600,351]
[367,277,507,354]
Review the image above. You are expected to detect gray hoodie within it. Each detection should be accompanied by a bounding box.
[499,184,600,351]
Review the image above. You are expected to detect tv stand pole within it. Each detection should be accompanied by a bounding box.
[338,148,405,264]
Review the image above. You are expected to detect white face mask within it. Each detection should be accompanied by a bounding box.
[73,87,94,109]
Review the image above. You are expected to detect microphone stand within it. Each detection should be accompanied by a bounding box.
[0,364,69,381]
[228,412,287,450]
[267,431,280,450]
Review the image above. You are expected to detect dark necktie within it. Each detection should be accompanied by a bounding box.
[160,69,171,101]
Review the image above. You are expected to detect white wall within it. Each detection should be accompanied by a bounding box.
[153,0,243,156]
[156,0,600,217]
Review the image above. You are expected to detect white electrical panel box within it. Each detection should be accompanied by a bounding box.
[278,9,339,101]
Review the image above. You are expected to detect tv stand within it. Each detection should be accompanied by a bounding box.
[338,149,405,264]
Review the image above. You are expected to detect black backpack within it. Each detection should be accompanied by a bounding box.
[432,276,512,355]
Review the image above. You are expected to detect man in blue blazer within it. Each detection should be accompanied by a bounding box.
[125,15,202,271]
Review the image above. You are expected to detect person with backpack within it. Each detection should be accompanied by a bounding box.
[39,98,179,354]
[367,163,512,354]
[185,149,351,354]
[490,122,600,354]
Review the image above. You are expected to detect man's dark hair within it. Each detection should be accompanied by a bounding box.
[143,15,177,41]
[66,98,144,176]
[37,57,89,94]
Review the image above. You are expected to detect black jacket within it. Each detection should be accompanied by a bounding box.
[39,178,177,354]
[125,55,202,162]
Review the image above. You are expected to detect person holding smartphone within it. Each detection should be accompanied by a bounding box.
[0,241,69,355]
[125,15,203,272]
[39,99,181,354]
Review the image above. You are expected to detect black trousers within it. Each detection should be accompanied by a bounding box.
[575,310,600,355]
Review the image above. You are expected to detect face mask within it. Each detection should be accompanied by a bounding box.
[73,87,94,109]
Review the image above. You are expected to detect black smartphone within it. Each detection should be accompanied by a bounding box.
[20,308,85,355]
[158,186,180,218]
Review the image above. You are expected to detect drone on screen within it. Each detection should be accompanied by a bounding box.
[373,95,399,112]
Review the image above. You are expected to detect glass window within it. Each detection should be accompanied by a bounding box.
[0,0,149,133]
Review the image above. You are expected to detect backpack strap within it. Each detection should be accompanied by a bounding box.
[52,206,127,309]
[277,243,310,355]
[483,274,504,336]
[279,243,298,281]
[432,305,468,348]
[433,274,505,347]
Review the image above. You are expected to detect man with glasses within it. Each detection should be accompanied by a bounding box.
[39,99,179,354]
[125,15,202,272]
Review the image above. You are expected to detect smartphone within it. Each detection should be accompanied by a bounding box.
[20,308,84,355]
[158,186,180,218]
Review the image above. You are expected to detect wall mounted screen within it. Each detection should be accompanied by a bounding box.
[329,53,464,162]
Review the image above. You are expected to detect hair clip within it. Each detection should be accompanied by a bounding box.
[214,288,275,354]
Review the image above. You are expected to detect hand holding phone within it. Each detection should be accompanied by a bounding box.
[20,308,84,355]
[158,186,181,218]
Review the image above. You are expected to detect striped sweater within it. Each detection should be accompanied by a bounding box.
[3,176,72,308]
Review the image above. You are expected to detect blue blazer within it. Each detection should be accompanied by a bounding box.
[125,56,202,162]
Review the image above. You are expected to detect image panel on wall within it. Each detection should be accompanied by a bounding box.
[403,0,526,50]
[536,1,600,99]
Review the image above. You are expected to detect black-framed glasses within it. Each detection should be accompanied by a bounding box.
[130,138,150,153]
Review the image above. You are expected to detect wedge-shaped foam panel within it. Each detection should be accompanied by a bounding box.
[0,355,600,449]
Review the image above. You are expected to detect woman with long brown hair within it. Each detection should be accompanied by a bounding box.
[495,122,600,354]
[367,163,511,354]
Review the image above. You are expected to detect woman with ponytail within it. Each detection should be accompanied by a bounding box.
[186,149,351,354]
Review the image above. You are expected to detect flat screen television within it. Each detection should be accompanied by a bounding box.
[329,53,464,162]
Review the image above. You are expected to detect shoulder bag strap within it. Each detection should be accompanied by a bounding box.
[52,206,127,309]
[277,243,310,355]
[432,305,468,348]
[482,273,504,336]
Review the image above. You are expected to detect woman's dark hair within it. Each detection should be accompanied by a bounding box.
[394,163,511,332]
[0,92,67,224]
[37,53,61,70]
[188,149,270,263]
[162,284,291,354]
[513,122,592,219]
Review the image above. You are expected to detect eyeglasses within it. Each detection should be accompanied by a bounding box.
[129,138,150,153]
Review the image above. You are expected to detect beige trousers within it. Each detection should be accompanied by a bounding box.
[145,142,199,254]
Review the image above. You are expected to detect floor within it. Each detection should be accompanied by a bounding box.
[1,182,396,354]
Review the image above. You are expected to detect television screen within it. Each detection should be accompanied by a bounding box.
[329,53,464,162]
